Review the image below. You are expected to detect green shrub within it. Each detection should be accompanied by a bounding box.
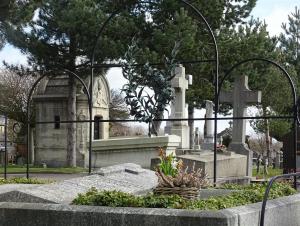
[72,182,296,210]
[73,188,144,207]
[143,194,185,209]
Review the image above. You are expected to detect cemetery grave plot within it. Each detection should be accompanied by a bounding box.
[0,163,298,226]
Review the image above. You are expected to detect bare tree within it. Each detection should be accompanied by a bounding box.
[0,69,35,123]
[249,135,270,176]
[109,89,129,120]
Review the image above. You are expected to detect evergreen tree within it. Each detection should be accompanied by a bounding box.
[1,0,259,157]
[279,6,300,79]
[0,0,11,49]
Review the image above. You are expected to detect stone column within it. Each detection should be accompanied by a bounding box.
[194,127,201,150]
[202,100,214,150]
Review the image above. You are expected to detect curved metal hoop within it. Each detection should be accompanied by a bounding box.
[26,69,91,179]
[90,0,220,184]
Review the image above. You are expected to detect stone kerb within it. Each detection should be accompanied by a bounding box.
[92,135,181,168]
[1,193,300,226]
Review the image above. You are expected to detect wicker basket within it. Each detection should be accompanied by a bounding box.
[153,186,200,200]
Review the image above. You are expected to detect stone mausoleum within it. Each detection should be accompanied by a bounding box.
[33,75,110,167]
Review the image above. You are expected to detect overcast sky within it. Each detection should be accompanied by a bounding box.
[0,0,298,135]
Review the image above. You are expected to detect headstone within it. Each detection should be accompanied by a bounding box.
[202,100,214,150]
[165,65,191,149]
[220,75,261,176]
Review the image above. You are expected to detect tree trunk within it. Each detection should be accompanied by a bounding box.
[188,105,194,149]
[29,127,34,164]
[66,74,77,167]
[66,33,77,167]
[263,107,270,175]
[150,111,163,136]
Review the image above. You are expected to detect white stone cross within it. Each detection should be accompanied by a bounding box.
[164,65,191,149]
[171,65,189,121]
[220,75,261,144]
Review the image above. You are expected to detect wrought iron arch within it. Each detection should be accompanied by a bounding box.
[26,69,92,179]
[89,0,220,182]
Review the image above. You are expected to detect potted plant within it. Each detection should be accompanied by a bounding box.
[153,147,208,200]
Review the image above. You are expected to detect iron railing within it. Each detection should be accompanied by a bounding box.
[260,172,300,226]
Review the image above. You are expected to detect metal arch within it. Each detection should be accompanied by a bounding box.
[217,57,298,188]
[89,0,220,185]
[26,69,91,179]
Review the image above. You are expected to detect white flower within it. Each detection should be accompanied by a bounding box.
[171,159,178,169]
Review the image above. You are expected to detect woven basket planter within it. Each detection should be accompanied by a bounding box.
[153,186,200,200]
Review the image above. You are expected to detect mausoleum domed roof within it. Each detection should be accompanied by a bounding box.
[34,74,111,107]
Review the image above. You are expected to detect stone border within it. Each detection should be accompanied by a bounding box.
[0,193,300,226]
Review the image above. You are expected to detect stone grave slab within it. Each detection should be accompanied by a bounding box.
[0,163,158,204]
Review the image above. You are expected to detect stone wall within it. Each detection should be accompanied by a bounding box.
[1,193,300,226]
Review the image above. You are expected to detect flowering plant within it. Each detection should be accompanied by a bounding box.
[155,147,208,189]
[216,144,227,152]
[157,147,183,177]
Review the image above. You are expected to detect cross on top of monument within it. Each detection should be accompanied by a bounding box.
[220,75,261,144]
[171,65,189,90]
[220,75,261,107]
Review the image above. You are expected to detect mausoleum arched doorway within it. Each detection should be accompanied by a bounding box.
[94,115,104,140]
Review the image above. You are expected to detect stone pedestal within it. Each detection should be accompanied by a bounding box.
[178,151,247,179]
[170,126,189,149]
[201,141,214,150]
[228,143,253,177]
[202,100,214,150]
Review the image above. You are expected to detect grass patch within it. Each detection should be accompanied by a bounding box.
[252,167,283,179]
[0,177,50,185]
[0,165,87,174]
[72,182,296,210]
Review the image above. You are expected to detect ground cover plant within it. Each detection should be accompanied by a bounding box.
[252,167,283,179]
[0,165,87,174]
[72,182,296,210]
[0,177,49,185]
